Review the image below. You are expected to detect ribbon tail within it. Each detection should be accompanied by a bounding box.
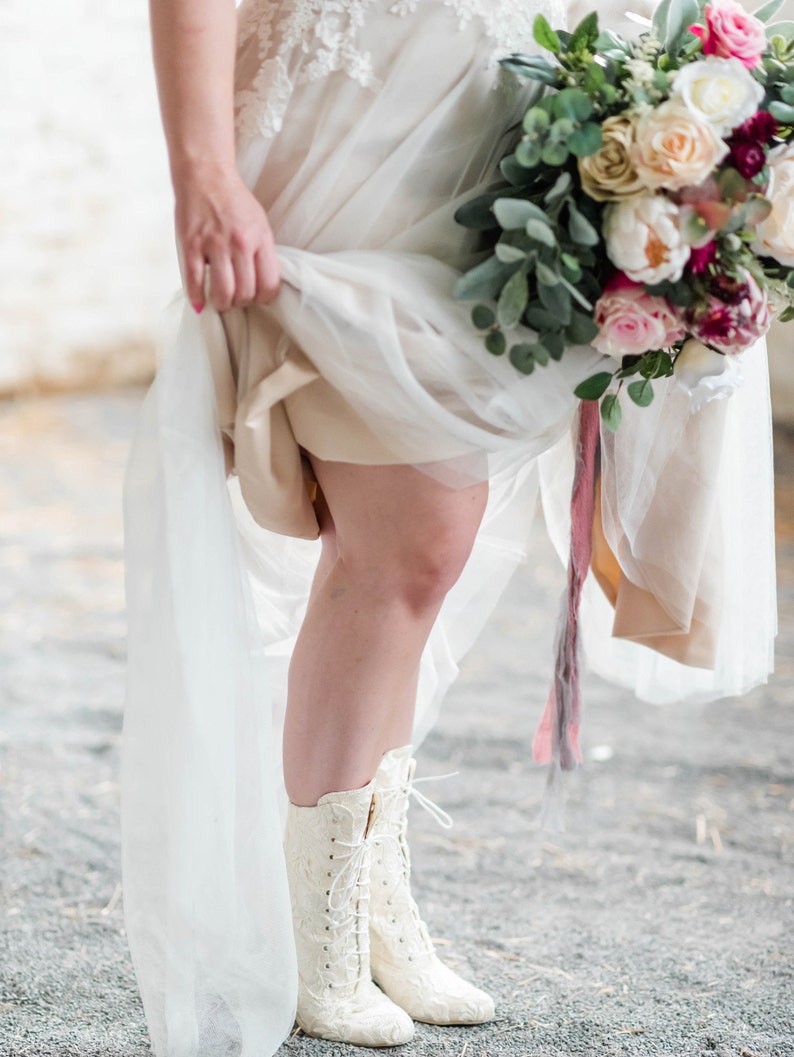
[534,400,601,823]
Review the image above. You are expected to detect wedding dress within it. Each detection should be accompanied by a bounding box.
[122,0,777,1054]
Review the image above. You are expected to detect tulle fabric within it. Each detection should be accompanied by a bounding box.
[122,1,777,1055]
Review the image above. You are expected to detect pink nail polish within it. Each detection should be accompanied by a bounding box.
[192,302,204,315]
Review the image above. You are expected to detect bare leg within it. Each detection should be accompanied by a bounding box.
[283,458,488,806]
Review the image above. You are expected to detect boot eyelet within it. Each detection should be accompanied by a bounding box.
[325,925,330,931]
[325,889,330,896]
[330,836,336,842]
[399,937,404,943]
[408,956,413,962]
[325,963,330,969]
[329,854,334,860]
[382,879,388,886]
[323,945,329,951]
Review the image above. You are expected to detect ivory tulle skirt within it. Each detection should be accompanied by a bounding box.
[121,0,777,1054]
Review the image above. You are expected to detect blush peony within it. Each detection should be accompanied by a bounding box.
[632,99,729,192]
[603,194,691,284]
[690,0,767,70]
[593,273,686,359]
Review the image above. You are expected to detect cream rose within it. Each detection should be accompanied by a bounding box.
[578,114,645,202]
[632,99,729,191]
[603,194,690,284]
[672,56,764,135]
[754,143,794,267]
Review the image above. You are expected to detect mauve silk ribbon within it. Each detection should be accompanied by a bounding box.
[532,399,601,772]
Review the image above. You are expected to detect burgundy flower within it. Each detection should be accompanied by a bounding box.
[729,140,767,178]
[688,240,718,274]
[733,110,779,146]
[711,273,749,305]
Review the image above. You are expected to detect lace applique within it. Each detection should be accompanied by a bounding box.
[234,0,566,147]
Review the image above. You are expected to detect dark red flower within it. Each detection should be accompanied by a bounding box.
[711,274,749,305]
[733,110,779,145]
[688,240,718,274]
[729,140,767,178]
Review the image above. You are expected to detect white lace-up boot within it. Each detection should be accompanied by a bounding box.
[369,746,496,1025]
[284,782,415,1047]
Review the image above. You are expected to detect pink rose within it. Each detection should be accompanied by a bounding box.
[593,273,686,360]
[691,1,767,70]
[687,270,770,354]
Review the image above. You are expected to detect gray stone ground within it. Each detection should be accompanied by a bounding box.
[0,391,792,1057]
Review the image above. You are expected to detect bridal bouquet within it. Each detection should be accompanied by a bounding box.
[455,0,794,428]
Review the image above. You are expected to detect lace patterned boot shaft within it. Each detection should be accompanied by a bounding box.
[284,782,415,1047]
[369,746,496,1025]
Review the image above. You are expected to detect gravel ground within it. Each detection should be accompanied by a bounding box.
[0,391,792,1057]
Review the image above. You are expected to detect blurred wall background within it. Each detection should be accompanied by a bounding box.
[1,0,792,420]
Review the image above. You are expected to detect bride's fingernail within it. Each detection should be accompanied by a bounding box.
[192,302,204,315]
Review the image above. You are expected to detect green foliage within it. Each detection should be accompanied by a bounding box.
[471,304,495,330]
[485,329,506,356]
[600,393,622,431]
[498,271,530,328]
[574,371,613,400]
[627,379,655,407]
[533,14,561,54]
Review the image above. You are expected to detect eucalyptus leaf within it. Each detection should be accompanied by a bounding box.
[600,393,623,431]
[538,280,572,322]
[500,57,560,84]
[515,139,543,168]
[754,0,784,22]
[497,270,530,328]
[525,217,557,246]
[769,99,794,122]
[509,343,537,373]
[493,197,548,229]
[532,342,551,366]
[627,379,655,407]
[554,88,593,123]
[500,155,533,187]
[568,122,603,157]
[495,242,529,263]
[454,256,519,301]
[544,171,572,202]
[766,20,794,39]
[536,261,560,286]
[568,202,599,246]
[574,371,612,400]
[541,141,569,166]
[565,311,600,344]
[526,305,563,330]
[471,304,495,330]
[454,192,502,230]
[485,329,507,356]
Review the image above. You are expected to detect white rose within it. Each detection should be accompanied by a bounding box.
[603,194,690,284]
[754,143,794,267]
[674,337,744,412]
[672,56,764,135]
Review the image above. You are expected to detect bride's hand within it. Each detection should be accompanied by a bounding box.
[175,167,281,313]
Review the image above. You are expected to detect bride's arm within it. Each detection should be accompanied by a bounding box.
[148,0,280,311]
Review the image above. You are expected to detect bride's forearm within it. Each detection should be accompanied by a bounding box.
[148,0,238,187]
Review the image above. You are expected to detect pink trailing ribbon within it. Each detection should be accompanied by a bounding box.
[533,399,601,776]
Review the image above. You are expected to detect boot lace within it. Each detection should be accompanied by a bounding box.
[321,832,372,988]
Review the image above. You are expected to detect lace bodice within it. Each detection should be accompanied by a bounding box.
[234,0,564,147]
